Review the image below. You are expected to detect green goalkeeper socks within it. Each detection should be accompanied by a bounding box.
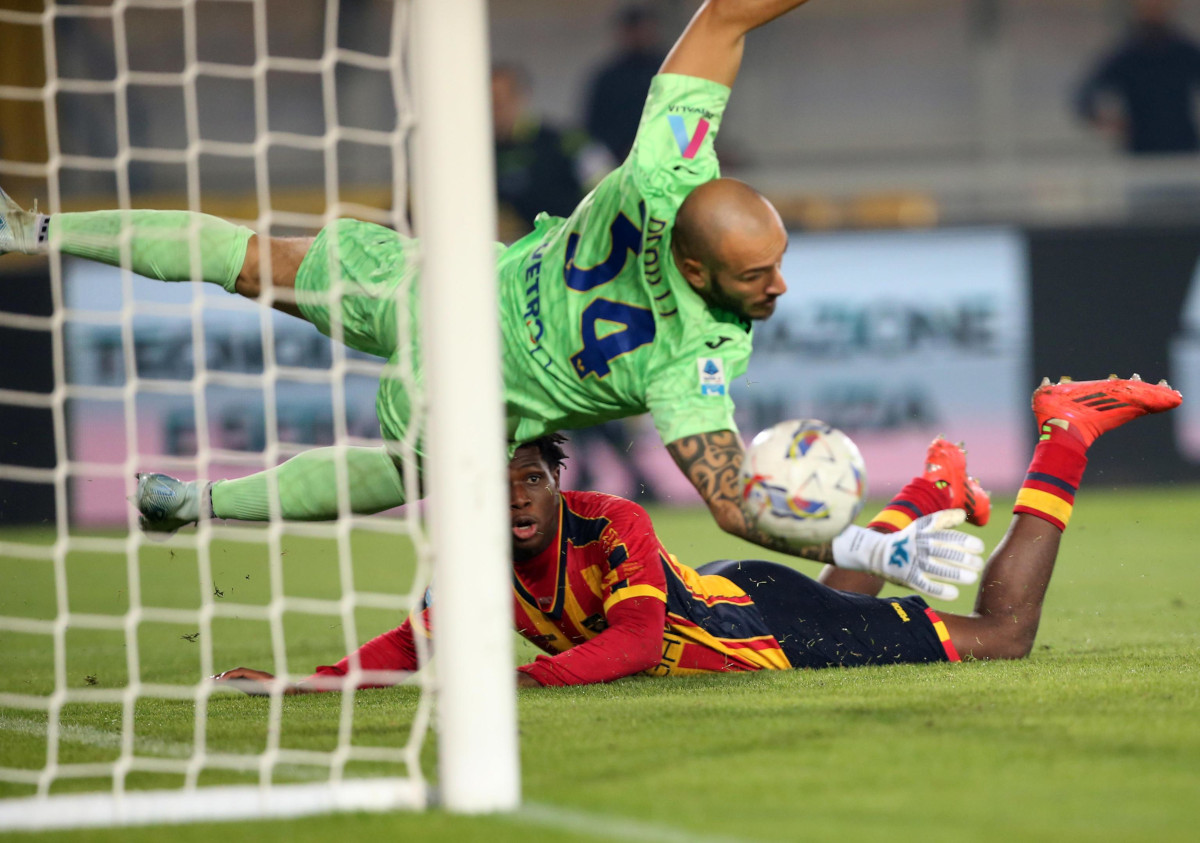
[210,445,408,521]
[49,210,252,293]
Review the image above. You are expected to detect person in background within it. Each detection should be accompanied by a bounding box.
[493,63,593,241]
[1074,0,1200,155]
[584,4,667,163]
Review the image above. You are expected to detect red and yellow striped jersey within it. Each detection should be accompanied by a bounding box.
[310,490,793,688]
[512,490,791,684]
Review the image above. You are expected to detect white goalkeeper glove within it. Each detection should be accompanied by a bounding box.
[830,509,985,601]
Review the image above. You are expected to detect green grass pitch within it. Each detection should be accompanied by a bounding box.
[2,486,1199,842]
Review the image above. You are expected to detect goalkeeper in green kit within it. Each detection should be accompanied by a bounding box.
[0,0,982,597]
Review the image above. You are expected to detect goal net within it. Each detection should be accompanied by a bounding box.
[0,0,517,830]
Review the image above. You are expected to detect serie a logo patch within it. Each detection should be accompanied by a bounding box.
[698,357,726,396]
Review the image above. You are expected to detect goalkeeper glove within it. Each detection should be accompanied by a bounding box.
[831,509,985,601]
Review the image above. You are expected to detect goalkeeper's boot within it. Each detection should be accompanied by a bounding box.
[1033,374,1183,448]
[133,473,210,534]
[923,436,991,527]
[0,186,47,255]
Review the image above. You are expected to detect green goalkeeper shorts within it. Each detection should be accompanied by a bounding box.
[295,218,420,359]
[295,218,423,452]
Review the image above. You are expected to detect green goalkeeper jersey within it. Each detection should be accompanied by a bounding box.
[496,73,752,447]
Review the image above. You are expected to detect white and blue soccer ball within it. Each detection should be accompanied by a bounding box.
[738,419,867,546]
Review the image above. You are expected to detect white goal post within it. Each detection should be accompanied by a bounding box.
[0,0,518,829]
[412,0,521,815]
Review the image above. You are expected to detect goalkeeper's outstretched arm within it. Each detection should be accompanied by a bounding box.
[660,0,817,88]
[666,430,835,560]
[666,430,985,601]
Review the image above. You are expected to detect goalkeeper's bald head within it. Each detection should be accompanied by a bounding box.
[671,178,789,321]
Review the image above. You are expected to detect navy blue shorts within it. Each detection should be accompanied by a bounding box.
[696,559,958,668]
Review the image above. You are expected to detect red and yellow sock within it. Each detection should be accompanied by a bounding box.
[867,477,951,533]
[1013,421,1088,531]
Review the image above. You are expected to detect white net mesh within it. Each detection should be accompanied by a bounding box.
[0,0,488,828]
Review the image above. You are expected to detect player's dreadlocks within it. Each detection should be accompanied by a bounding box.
[524,433,569,472]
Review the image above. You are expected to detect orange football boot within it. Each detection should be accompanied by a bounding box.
[1032,374,1183,447]
[923,436,991,527]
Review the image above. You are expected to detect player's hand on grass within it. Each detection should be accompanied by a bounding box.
[212,667,305,696]
[830,509,985,601]
[516,671,543,688]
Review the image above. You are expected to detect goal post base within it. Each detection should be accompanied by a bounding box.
[0,778,427,832]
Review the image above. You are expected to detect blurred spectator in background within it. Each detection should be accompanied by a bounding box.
[493,63,605,241]
[583,3,666,163]
[1074,0,1200,155]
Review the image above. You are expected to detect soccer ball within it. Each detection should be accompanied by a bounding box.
[738,419,867,546]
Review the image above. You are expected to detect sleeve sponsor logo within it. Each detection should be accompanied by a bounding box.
[698,357,726,396]
[667,104,715,120]
[668,114,710,160]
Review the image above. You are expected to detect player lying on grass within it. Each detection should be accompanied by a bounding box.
[2,0,873,567]
[214,375,1181,691]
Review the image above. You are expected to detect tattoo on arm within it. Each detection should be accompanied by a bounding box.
[666,430,834,564]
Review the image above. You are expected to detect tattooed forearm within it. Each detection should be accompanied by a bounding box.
[667,430,743,505]
[666,430,835,564]
[788,537,835,564]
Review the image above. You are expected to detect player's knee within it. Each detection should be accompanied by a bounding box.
[1006,610,1042,659]
[989,635,1036,661]
[234,235,263,297]
[236,235,312,299]
[980,617,1039,660]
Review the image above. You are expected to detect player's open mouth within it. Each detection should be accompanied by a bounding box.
[512,517,539,541]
